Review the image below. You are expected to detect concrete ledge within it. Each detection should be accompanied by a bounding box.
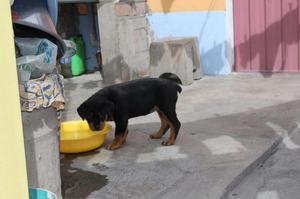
[22,108,62,199]
[149,37,202,85]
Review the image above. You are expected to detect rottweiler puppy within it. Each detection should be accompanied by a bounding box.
[77,73,182,150]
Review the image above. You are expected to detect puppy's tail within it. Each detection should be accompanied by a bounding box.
[159,72,182,93]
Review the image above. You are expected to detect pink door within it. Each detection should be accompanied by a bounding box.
[234,0,300,72]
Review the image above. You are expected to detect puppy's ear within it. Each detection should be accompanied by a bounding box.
[77,103,87,120]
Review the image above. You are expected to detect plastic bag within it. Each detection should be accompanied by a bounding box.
[15,38,58,65]
[61,39,76,59]
[17,63,31,82]
[16,55,54,79]
[15,38,58,79]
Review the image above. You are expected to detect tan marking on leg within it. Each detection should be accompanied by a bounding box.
[122,129,129,144]
[106,129,128,150]
[162,121,176,146]
[150,110,169,139]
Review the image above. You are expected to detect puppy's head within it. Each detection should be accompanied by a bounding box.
[77,96,114,131]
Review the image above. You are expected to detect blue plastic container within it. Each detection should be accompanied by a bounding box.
[29,188,57,199]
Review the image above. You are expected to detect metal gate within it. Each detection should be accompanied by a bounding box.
[234,0,300,72]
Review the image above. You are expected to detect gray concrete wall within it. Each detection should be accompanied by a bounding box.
[97,1,202,84]
[22,108,62,199]
[97,0,151,84]
[98,2,121,83]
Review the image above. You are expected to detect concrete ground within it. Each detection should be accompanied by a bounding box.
[226,119,300,199]
[61,72,300,199]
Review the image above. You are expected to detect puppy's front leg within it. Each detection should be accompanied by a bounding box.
[106,121,128,150]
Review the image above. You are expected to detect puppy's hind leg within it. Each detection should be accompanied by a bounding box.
[150,110,169,139]
[161,109,181,146]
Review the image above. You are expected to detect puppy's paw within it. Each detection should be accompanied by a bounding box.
[161,140,175,146]
[150,133,163,139]
[106,142,122,150]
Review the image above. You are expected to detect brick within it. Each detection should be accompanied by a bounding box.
[115,2,135,16]
[115,2,148,16]
[135,2,148,16]
[77,3,88,15]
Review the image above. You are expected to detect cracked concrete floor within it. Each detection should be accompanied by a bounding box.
[61,72,300,199]
[226,122,300,199]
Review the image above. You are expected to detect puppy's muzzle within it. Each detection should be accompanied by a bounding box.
[88,122,105,131]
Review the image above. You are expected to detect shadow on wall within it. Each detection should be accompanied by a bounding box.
[102,55,130,84]
[197,0,228,75]
[201,41,229,75]
[236,4,299,77]
[159,0,176,13]
[102,55,149,84]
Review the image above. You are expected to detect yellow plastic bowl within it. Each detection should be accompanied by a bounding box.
[60,120,112,153]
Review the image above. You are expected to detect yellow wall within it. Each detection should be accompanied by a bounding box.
[0,1,29,199]
[147,0,226,12]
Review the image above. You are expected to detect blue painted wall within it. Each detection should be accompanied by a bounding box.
[78,4,100,71]
[147,11,230,75]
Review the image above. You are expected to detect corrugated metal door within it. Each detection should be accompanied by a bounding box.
[234,0,300,72]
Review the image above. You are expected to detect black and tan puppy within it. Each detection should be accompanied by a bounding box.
[77,73,182,150]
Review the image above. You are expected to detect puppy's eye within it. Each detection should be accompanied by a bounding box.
[98,113,103,119]
[85,113,93,121]
[97,113,107,121]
